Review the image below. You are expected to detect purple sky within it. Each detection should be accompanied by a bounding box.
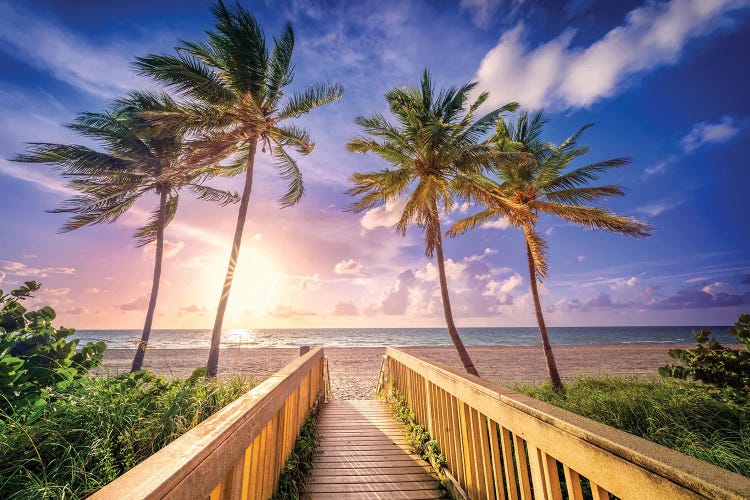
[1,0,749,329]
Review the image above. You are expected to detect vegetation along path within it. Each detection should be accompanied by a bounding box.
[307,400,443,499]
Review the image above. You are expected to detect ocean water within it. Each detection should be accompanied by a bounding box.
[73,326,735,350]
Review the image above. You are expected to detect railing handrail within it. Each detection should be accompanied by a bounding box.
[92,347,325,500]
[382,347,750,499]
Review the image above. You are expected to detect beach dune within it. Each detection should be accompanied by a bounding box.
[103,344,692,399]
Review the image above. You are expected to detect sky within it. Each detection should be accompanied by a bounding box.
[1,0,749,330]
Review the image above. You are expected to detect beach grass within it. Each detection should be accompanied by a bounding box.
[0,371,256,499]
[514,376,750,477]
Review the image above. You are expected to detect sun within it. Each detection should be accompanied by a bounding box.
[224,246,283,319]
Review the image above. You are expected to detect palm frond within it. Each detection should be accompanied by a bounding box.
[272,145,304,207]
[265,22,295,107]
[277,82,343,119]
[532,201,652,237]
[543,185,624,204]
[134,193,179,246]
[524,225,549,279]
[134,52,235,105]
[189,184,240,206]
[446,209,500,237]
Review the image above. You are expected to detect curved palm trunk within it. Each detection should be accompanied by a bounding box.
[523,233,563,390]
[131,189,168,373]
[435,222,479,377]
[207,142,257,377]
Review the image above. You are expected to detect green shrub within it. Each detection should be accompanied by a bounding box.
[659,314,750,402]
[274,402,321,499]
[0,281,106,418]
[0,371,256,499]
[383,386,447,471]
[515,376,750,477]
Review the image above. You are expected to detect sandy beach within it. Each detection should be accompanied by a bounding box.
[103,344,695,399]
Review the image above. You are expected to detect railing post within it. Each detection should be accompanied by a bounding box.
[299,345,310,356]
[424,376,434,436]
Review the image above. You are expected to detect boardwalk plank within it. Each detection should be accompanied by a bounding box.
[307,400,443,498]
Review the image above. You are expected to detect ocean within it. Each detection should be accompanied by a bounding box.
[73,326,735,350]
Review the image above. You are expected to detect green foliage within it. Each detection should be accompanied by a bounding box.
[659,315,750,402]
[0,371,255,499]
[274,402,321,499]
[383,385,447,472]
[515,376,750,477]
[0,282,106,418]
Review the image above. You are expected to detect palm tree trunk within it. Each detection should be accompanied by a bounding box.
[524,233,563,390]
[207,142,257,377]
[130,189,168,373]
[434,220,480,377]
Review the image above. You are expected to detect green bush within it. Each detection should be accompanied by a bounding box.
[274,402,321,499]
[0,371,256,499]
[659,314,750,402]
[515,376,750,477]
[0,281,106,418]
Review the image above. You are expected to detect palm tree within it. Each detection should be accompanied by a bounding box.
[12,92,239,373]
[347,70,518,376]
[448,111,651,389]
[133,1,343,377]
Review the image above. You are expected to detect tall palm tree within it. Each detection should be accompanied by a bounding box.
[12,92,239,373]
[134,0,343,376]
[347,70,518,376]
[449,111,651,389]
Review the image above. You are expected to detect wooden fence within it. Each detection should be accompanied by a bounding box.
[91,347,328,500]
[378,347,750,500]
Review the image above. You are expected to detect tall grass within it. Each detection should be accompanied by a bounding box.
[514,376,750,477]
[0,371,256,499]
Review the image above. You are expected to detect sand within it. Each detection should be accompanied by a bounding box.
[103,344,693,399]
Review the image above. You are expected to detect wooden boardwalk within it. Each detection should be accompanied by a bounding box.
[306,400,444,499]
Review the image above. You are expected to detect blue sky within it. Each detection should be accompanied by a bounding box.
[0,0,749,329]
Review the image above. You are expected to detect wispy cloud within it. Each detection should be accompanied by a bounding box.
[460,0,524,27]
[1,260,75,277]
[644,114,742,176]
[680,115,741,152]
[635,199,683,217]
[0,1,161,98]
[476,0,749,109]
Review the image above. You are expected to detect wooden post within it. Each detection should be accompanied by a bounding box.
[299,345,310,356]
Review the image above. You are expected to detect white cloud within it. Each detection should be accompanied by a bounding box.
[636,200,683,216]
[61,306,87,315]
[702,281,729,295]
[0,2,157,98]
[360,196,409,231]
[480,218,510,230]
[644,160,671,176]
[142,240,186,259]
[0,271,4,285]
[178,304,208,315]
[680,115,740,152]
[476,0,749,110]
[331,300,359,316]
[44,287,70,296]
[610,276,639,290]
[118,294,149,311]
[464,248,498,262]
[267,305,317,318]
[576,255,586,262]
[334,259,363,275]
[1,260,75,277]
[86,287,101,294]
[300,273,321,291]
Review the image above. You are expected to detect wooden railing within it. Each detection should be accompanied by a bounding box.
[378,347,750,500]
[92,347,329,500]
